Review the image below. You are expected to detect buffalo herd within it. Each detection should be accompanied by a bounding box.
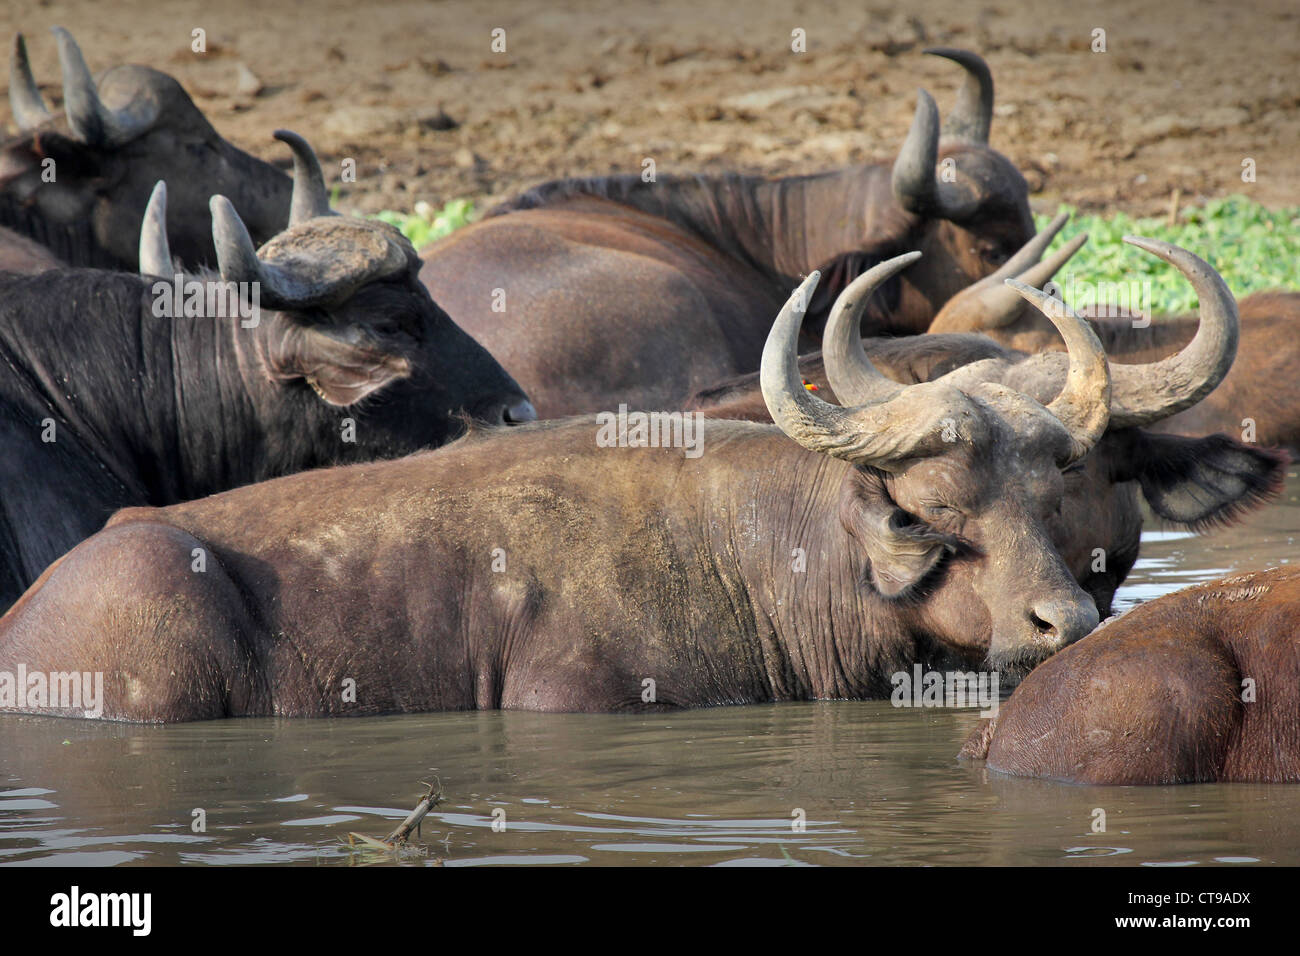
[0,30,1296,786]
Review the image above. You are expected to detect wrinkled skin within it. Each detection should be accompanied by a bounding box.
[684,335,1287,618]
[1,36,290,270]
[0,395,1132,723]
[959,566,1300,784]
[420,141,1031,418]
[932,282,1300,452]
[0,217,530,610]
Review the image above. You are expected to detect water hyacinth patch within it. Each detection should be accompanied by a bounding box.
[1034,197,1300,315]
[375,198,478,250]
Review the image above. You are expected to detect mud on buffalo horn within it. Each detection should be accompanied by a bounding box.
[1102,237,1240,428]
[810,248,1112,465]
[995,237,1239,432]
[761,256,1113,469]
[209,195,323,307]
[210,131,410,310]
[1002,279,1112,462]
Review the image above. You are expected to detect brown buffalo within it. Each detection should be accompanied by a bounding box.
[0,252,1165,722]
[2,28,291,270]
[684,240,1287,617]
[418,49,1035,417]
[959,565,1300,784]
[929,231,1300,450]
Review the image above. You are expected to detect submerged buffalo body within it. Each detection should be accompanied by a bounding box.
[960,566,1300,784]
[2,29,291,270]
[0,256,1144,722]
[0,144,530,609]
[419,49,1034,416]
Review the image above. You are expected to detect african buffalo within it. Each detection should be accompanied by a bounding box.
[0,132,532,610]
[928,233,1300,450]
[0,252,1235,722]
[418,49,1035,417]
[683,239,1287,617]
[3,28,291,270]
[959,565,1300,784]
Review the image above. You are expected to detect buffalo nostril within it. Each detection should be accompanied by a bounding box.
[503,399,537,424]
[1029,599,1100,647]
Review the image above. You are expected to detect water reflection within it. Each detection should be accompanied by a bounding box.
[2,473,1298,866]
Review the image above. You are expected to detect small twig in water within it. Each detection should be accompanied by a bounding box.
[384,778,444,846]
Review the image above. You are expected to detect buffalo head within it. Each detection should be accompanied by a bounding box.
[763,253,1107,673]
[761,232,1269,673]
[141,131,535,448]
[3,28,290,270]
[885,49,1036,328]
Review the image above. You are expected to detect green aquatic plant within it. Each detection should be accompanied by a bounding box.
[375,199,477,250]
[1034,197,1300,315]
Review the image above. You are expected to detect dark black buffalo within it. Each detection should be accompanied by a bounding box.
[2,27,291,270]
[0,132,532,609]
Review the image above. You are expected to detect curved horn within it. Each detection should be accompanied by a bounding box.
[761,273,860,456]
[52,26,156,146]
[274,129,334,225]
[924,47,993,145]
[210,194,331,307]
[762,272,967,467]
[1105,237,1239,428]
[10,35,52,130]
[138,181,172,277]
[822,251,922,405]
[211,195,265,286]
[891,89,940,214]
[1005,279,1112,463]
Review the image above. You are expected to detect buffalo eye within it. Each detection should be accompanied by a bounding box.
[982,241,1016,266]
[888,508,925,532]
[921,502,964,523]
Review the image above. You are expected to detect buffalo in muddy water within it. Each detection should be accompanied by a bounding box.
[684,239,1287,617]
[0,252,1251,722]
[0,134,532,610]
[959,565,1300,784]
[418,49,1035,417]
[2,28,292,271]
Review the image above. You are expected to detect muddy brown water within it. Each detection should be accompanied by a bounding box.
[2,473,1299,867]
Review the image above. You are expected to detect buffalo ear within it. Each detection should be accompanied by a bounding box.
[1121,431,1287,529]
[840,475,951,597]
[262,321,412,406]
